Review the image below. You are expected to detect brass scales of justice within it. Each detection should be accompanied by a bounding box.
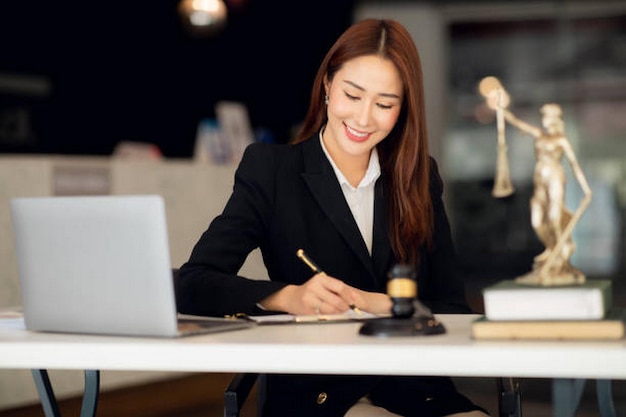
[478,76,593,287]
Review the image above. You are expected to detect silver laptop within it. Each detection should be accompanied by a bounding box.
[10,194,253,337]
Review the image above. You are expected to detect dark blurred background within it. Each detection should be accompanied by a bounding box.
[1,0,624,283]
[0,0,355,156]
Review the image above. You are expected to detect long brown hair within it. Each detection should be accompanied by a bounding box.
[292,18,433,264]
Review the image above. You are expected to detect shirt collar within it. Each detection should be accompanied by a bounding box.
[319,128,381,189]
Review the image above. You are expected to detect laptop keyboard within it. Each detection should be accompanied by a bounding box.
[177,318,253,335]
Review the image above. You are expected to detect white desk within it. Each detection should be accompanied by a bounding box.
[1,314,624,378]
[1,314,624,416]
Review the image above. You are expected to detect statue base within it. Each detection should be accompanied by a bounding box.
[515,268,586,287]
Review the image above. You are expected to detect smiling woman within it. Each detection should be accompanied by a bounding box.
[321,55,403,187]
[177,18,489,417]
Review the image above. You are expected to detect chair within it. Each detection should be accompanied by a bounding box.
[224,373,522,417]
[224,373,259,417]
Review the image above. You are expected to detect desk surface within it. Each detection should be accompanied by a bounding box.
[1,314,624,379]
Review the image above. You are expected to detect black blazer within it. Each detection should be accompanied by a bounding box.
[177,136,478,417]
[177,135,470,317]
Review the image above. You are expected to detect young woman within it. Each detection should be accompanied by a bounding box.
[178,18,489,417]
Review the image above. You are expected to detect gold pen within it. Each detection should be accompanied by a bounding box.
[296,249,362,316]
[296,249,323,274]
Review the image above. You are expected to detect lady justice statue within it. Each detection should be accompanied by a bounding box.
[478,76,592,286]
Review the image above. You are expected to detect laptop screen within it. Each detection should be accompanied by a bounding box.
[11,195,182,337]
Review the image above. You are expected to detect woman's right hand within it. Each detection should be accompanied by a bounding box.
[259,273,391,316]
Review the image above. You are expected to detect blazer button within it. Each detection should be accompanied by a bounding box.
[316,392,328,404]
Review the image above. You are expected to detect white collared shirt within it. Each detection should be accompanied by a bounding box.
[319,131,381,255]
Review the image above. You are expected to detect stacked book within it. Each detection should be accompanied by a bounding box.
[472,279,625,340]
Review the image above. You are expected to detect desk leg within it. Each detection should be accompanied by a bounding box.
[552,378,585,417]
[596,380,616,417]
[31,369,100,417]
[31,370,61,417]
[80,370,100,417]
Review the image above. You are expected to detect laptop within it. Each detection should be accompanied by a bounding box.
[10,194,253,337]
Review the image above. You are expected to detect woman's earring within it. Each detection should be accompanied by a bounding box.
[324,95,329,105]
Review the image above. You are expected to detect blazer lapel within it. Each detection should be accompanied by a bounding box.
[299,137,377,281]
[371,177,393,287]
